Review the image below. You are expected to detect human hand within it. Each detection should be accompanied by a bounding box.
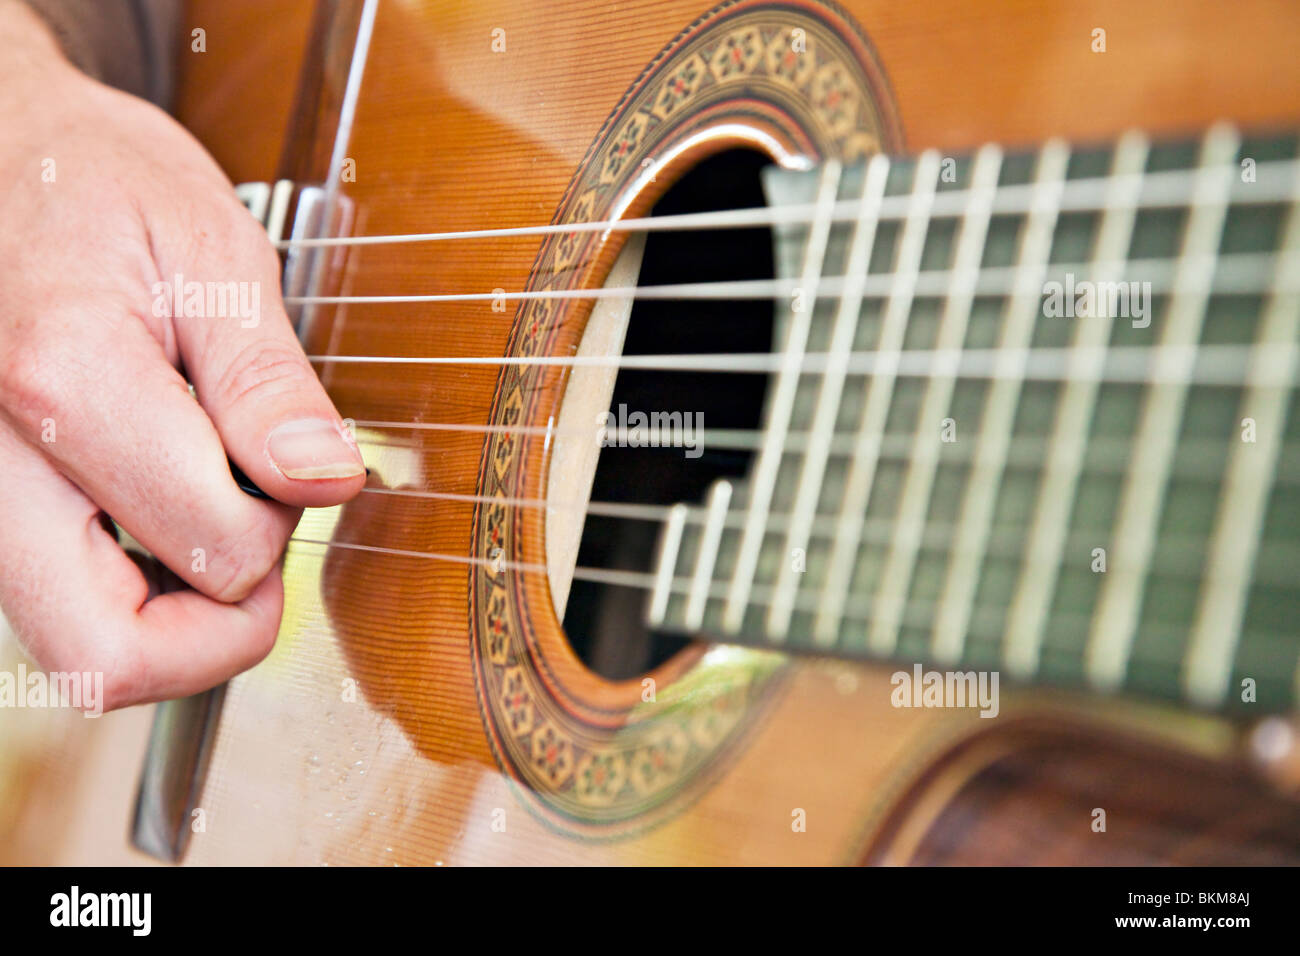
[0,2,365,711]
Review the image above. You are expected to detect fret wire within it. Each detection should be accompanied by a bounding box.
[868,144,1004,655]
[932,139,1071,664]
[1084,123,1242,692]
[767,155,891,639]
[721,161,843,632]
[1004,131,1151,678]
[1183,170,1300,707]
[684,480,732,630]
[647,503,688,627]
[814,150,942,646]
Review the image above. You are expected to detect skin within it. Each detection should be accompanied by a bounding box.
[0,3,366,711]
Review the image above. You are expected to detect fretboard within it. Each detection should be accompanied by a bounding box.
[648,125,1300,714]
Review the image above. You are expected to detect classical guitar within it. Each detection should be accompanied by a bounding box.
[2,0,1300,865]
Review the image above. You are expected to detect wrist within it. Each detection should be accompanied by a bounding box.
[0,1,61,54]
[0,0,82,101]
[0,1,80,88]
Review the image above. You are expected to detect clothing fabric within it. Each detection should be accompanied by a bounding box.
[21,0,182,107]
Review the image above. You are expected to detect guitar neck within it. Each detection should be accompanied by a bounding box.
[649,125,1300,714]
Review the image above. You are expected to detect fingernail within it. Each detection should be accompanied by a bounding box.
[266,419,365,480]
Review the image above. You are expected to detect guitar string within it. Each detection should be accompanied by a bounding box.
[270,156,1300,250]
[342,418,1300,474]
[287,532,956,631]
[346,428,1300,492]
[345,419,1242,455]
[284,415,1297,641]
[283,250,1281,304]
[284,529,1299,621]
[292,520,1300,704]
[343,485,1300,583]
[276,534,1003,647]
[303,343,1297,387]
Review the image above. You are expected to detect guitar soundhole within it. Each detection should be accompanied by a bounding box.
[561,149,777,680]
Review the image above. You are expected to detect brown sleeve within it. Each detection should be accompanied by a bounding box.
[18,0,183,109]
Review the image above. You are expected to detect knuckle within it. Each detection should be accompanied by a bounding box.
[0,342,68,428]
[204,518,284,603]
[185,197,278,281]
[211,340,315,410]
[183,196,257,255]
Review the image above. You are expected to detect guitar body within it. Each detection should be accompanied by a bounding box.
[3,0,1300,865]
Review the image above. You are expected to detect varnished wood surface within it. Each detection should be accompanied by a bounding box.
[172,0,316,185]
[863,719,1300,865]
[3,0,1300,865]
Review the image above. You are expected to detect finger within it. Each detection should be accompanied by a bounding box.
[153,192,366,508]
[0,315,299,603]
[0,425,283,710]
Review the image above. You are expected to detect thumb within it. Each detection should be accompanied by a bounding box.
[157,192,366,507]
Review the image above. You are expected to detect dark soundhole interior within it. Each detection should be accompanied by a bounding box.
[561,149,776,680]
